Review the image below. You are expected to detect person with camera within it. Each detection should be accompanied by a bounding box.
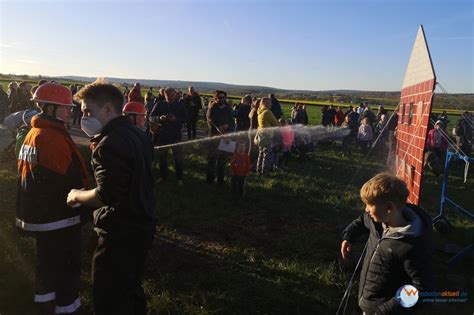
[149,88,188,185]
[184,86,202,140]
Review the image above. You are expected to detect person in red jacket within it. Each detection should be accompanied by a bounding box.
[426,120,448,162]
[128,82,144,103]
[334,106,345,126]
[230,141,251,198]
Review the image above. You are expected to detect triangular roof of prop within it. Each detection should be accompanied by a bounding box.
[402,25,436,89]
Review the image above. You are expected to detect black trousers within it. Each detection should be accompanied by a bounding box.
[158,146,184,180]
[359,140,370,155]
[433,147,446,164]
[279,150,291,166]
[231,175,246,197]
[72,106,81,126]
[92,236,152,315]
[187,118,198,140]
[206,144,228,183]
[35,225,81,313]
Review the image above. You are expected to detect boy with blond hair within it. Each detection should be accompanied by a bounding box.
[341,173,433,314]
[67,81,156,314]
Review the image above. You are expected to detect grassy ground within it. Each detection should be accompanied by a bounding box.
[0,136,473,314]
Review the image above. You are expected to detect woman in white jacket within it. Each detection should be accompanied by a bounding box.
[357,117,373,154]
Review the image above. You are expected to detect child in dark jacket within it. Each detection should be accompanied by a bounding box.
[230,141,251,198]
[341,173,433,315]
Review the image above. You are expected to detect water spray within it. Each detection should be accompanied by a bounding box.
[154,125,351,150]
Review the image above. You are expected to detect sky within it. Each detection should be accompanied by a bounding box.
[0,0,473,92]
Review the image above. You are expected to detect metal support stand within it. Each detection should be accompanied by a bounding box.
[432,151,473,265]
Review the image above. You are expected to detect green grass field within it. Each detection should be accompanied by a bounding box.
[0,135,473,313]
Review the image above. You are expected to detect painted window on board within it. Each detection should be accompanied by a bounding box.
[408,102,414,125]
[401,103,406,124]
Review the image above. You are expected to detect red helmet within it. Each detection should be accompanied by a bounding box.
[31,83,74,107]
[123,101,146,115]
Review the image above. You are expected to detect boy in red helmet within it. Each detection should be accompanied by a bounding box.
[123,101,146,129]
[16,83,89,314]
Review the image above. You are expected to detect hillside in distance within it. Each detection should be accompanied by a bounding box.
[2,74,472,110]
[58,76,474,110]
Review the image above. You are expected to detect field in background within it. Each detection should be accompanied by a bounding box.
[218,94,467,116]
[1,76,464,135]
[1,75,471,116]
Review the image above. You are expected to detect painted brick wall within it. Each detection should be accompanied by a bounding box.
[395,79,435,205]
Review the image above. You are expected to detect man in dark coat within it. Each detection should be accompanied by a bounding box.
[0,85,9,119]
[454,111,472,155]
[149,88,188,185]
[269,93,283,120]
[184,86,202,139]
[11,81,32,112]
[206,90,235,184]
[236,95,252,131]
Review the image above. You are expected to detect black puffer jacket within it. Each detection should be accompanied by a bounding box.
[342,204,433,314]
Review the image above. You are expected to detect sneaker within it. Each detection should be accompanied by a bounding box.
[177,180,184,186]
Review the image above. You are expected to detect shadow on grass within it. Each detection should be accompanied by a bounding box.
[138,145,386,313]
[1,142,472,314]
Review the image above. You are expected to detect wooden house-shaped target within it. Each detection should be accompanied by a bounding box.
[396,25,436,205]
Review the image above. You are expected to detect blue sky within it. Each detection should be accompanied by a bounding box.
[0,0,472,92]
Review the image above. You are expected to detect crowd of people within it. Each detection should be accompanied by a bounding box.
[2,79,472,188]
[90,82,473,195]
[1,78,472,314]
[0,80,84,128]
[0,81,35,116]
[2,79,473,191]
[423,110,472,178]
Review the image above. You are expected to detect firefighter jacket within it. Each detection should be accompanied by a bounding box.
[16,114,88,233]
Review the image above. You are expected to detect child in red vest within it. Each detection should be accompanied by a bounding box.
[230,141,251,198]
